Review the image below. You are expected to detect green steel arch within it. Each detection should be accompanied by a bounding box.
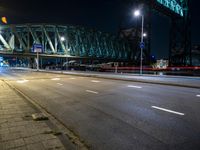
[156,0,185,17]
[122,0,191,65]
[0,24,131,60]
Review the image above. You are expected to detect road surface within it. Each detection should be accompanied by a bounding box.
[1,68,200,150]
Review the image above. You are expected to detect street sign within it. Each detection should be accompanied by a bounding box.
[33,44,43,53]
[140,42,145,49]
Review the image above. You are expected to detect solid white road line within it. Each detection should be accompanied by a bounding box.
[91,80,101,83]
[152,106,185,116]
[69,78,75,80]
[86,90,99,94]
[127,85,142,89]
[196,95,200,97]
[57,83,63,86]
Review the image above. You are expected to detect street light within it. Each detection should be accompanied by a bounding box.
[143,33,147,37]
[61,36,70,70]
[134,10,140,17]
[61,36,65,42]
[1,17,7,24]
[134,9,144,75]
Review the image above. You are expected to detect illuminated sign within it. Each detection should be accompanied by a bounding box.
[156,0,184,17]
[32,44,43,53]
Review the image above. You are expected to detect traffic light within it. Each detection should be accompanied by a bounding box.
[1,17,7,24]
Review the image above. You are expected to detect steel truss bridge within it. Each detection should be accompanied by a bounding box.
[121,0,191,66]
[0,0,191,66]
[0,24,131,61]
[154,0,191,66]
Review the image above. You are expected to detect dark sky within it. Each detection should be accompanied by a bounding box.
[0,0,199,59]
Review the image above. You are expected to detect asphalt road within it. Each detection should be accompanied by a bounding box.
[1,68,200,150]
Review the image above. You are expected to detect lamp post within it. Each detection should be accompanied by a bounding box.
[61,36,70,70]
[61,36,67,70]
[66,48,71,71]
[37,51,39,71]
[134,10,145,75]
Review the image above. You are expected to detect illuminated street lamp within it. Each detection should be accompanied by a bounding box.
[134,9,144,75]
[61,36,70,70]
[1,17,7,24]
[143,33,147,37]
[61,36,65,42]
[134,10,140,17]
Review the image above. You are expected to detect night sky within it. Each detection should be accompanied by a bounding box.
[0,0,199,59]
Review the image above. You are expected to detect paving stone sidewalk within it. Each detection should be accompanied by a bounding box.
[0,80,66,150]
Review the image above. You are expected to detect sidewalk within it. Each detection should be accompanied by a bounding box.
[0,80,67,150]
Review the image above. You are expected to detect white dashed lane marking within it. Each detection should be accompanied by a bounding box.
[91,80,101,83]
[16,79,29,84]
[127,85,142,89]
[152,106,185,116]
[86,90,99,94]
[57,83,63,86]
[51,78,60,81]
